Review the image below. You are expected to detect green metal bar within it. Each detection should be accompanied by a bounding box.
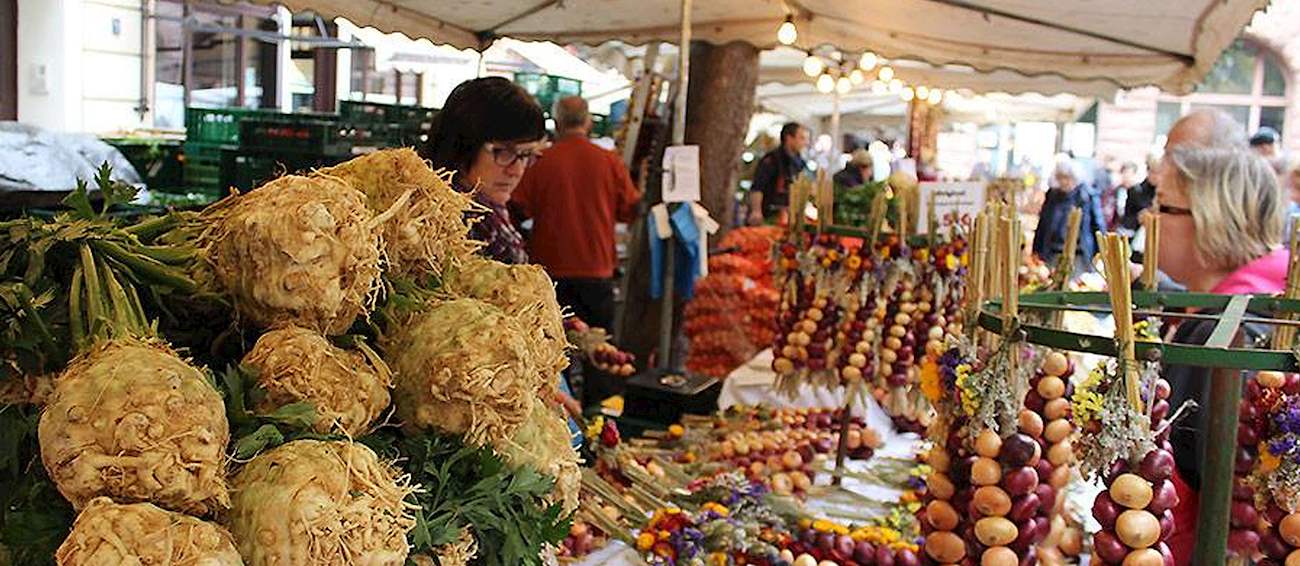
[1206,295,1249,349]
[976,309,1300,371]
[1006,290,1300,315]
[1194,361,1243,564]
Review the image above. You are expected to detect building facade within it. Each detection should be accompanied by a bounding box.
[1096,2,1300,165]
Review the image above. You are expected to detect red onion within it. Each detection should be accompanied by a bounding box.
[835,534,856,557]
[1093,530,1128,563]
[853,540,876,564]
[1139,449,1175,482]
[1260,530,1292,560]
[1093,491,1121,530]
[1002,466,1039,497]
[1159,509,1174,540]
[1009,493,1041,522]
[895,548,920,566]
[1034,483,1056,512]
[874,545,896,566]
[1148,480,1179,515]
[1228,529,1260,554]
[1231,501,1259,529]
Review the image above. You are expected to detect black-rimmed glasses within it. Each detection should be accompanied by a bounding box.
[485,143,543,168]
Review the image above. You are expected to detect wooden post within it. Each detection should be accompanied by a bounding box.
[654,0,691,370]
[1193,362,1243,565]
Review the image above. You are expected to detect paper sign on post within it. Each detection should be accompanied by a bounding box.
[662,145,701,203]
[917,181,987,234]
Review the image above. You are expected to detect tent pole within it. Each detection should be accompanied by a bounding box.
[672,0,690,147]
[656,0,691,370]
[830,88,842,168]
[621,42,660,169]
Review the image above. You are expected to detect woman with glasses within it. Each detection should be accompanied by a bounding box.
[1152,138,1286,564]
[421,76,548,266]
[419,77,586,443]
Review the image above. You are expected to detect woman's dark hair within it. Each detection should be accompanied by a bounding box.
[419,77,546,175]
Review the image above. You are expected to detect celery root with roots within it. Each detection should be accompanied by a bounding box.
[38,339,230,515]
[496,402,582,514]
[55,497,242,565]
[318,148,479,278]
[200,175,385,335]
[242,326,391,436]
[443,258,569,384]
[226,439,415,566]
[384,298,543,446]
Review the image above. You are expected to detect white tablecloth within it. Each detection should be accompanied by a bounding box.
[717,349,911,447]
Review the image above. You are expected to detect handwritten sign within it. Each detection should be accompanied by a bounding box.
[917,181,986,234]
[662,145,701,203]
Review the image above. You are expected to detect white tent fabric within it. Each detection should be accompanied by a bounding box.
[259,0,1267,94]
[758,47,1121,99]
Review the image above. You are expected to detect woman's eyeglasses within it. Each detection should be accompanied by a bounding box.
[485,142,544,168]
[1158,204,1193,216]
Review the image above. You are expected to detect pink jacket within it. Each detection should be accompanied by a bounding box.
[1209,247,1290,295]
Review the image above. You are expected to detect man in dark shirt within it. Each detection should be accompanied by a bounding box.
[747,122,809,225]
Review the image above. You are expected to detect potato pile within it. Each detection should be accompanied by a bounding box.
[8,149,579,565]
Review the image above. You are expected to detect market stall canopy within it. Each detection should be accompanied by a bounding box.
[258,0,1267,94]
[758,47,1121,100]
[754,81,1091,128]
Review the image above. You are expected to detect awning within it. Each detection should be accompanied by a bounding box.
[759,47,1120,100]
[257,0,1268,94]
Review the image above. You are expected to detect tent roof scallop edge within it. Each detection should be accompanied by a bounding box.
[256,0,1271,95]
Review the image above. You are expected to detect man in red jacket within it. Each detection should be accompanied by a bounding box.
[512,96,642,332]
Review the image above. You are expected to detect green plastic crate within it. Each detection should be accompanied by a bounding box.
[181,142,228,191]
[238,119,355,156]
[339,100,436,128]
[514,73,582,113]
[184,107,283,145]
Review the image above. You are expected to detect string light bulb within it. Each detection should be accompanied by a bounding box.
[816,73,836,93]
[901,86,915,101]
[860,51,878,71]
[877,65,895,82]
[849,69,866,85]
[887,78,902,93]
[836,75,852,94]
[927,88,944,104]
[802,55,824,77]
[915,86,930,100]
[777,15,798,45]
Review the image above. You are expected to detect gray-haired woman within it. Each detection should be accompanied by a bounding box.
[1156,144,1287,564]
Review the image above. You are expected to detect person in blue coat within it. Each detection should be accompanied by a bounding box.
[1031,157,1106,270]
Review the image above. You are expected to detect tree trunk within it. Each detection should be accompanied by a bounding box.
[616,40,759,371]
[685,41,760,240]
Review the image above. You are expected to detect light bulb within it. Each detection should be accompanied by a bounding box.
[928,89,943,104]
[777,16,798,46]
[871,81,886,94]
[836,76,852,94]
[888,78,902,93]
[816,73,835,93]
[901,86,915,101]
[802,55,824,77]
[859,51,878,71]
[849,69,865,85]
[878,65,894,82]
[916,86,930,100]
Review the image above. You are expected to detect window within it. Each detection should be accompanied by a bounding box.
[347,48,424,106]
[152,1,280,128]
[1156,39,1289,140]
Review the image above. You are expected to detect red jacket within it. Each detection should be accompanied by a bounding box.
[512,135,642,279]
